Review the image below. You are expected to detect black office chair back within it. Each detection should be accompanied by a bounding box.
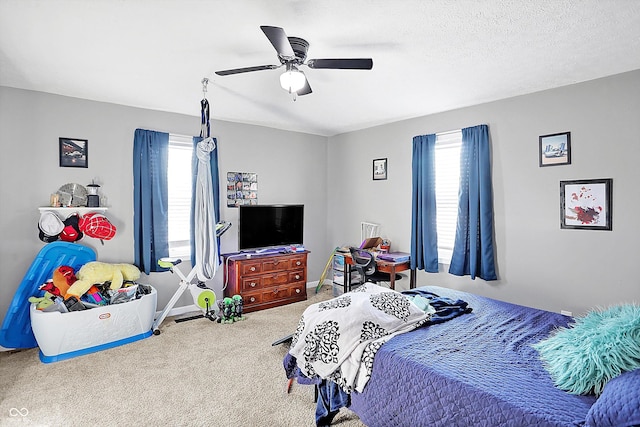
[349,246,403,287]
[349,247,376,283]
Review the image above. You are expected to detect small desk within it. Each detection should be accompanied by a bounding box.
[342,253,416,294]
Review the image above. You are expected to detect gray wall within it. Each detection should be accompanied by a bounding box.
[0,87,327,330]
[2,70,639,334]
[327,69,640,316]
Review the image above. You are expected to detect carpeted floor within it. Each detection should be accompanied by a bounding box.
[0,285,365,427]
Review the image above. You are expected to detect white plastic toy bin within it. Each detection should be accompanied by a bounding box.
[30,287,157,363]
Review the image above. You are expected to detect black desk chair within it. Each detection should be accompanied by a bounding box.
[348,247,401,288]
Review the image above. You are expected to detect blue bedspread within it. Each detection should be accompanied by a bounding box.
[284,286,472,425]
[349,286,597,427]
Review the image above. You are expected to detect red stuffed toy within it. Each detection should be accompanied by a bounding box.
[51,265,77,296]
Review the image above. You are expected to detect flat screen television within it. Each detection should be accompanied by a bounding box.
[238,204,304,250]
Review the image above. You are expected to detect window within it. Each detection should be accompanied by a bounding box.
[434,130,462,264]
[168,134,193,257]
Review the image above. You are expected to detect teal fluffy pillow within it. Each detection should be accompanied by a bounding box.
[532,304,640,395]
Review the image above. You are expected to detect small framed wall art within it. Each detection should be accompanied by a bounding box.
[59,137,88,168]
[373,158,387,180]
[560,178,612,230]
[539,132,571,167]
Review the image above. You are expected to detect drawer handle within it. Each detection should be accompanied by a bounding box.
[250,267,256,272]
[295,288,301,294]
[273,289,279,294]
[250,282,257,287]
[250,297,256,302]
[295,274,300,280]
[273,260,281,265]
[296,261,301,266]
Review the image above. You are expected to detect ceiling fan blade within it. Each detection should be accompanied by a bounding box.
[260,26,295,60]
[215,65,279,76]
[297,72,312,96]
[307,58,373,70]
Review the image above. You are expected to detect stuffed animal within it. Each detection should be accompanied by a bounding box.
[52,265,77,296]
[65,261,140,299]
[39,280,61,297]
[29,291,57,310]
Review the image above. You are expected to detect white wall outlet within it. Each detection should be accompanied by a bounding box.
[560,310,572,317]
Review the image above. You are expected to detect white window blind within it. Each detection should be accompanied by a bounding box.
[435,130,462,264]
[168,134,193,257]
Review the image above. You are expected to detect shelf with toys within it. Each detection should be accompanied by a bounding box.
[38,207,108,215]
[37,207,114,244]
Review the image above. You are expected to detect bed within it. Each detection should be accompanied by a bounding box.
[285,285,640,427]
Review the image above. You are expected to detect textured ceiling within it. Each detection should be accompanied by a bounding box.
[1,0,640,136]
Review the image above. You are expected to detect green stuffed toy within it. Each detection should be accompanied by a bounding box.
[29,291,57,311]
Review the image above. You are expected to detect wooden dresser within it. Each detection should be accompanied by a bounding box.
[222,251,309,313]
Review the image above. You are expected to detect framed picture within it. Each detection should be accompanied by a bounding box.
[560,178,612,230]
[373,158,387,180]
[539,132,571,167]
[59,137,88,168]
[226,171,258,207]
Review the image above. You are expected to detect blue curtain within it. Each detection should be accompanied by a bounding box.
[190,136,221,268]
[449,124,497,280]
[410,134,439,273]
[133,129,169,274]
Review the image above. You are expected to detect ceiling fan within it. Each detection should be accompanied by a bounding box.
[214,26,373,96]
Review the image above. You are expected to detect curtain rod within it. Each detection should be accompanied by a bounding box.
[436,129,462,136]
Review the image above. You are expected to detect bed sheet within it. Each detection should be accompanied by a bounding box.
[349,286,597,427]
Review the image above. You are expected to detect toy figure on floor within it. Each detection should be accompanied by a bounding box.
[233,294,246,321]
[217,295,246,323]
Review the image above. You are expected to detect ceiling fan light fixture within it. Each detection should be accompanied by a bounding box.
[280,65,306,93]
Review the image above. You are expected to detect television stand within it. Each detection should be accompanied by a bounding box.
[222,251,309,312]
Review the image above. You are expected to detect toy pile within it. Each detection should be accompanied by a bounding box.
[29,261,151,313]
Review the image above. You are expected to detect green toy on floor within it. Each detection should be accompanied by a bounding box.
[217,295,246,323]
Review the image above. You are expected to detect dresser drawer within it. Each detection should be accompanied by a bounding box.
[261,286,291,303]
[262,257,290,273]
[262,271,291,287]
[241,261,262,275]
[243,292,262,306]
[241,277,262,292]
[260,284,305,302]
[288,270,305,283]
[289,282,306,298]
[289,255,306,269]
